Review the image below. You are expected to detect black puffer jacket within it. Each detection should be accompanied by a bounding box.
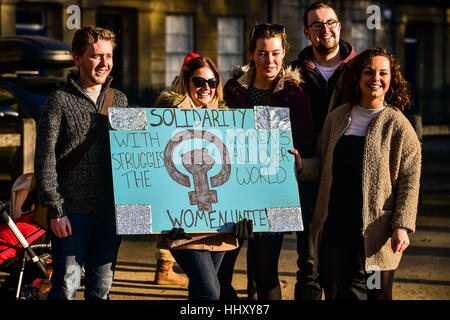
[291,40,356,136]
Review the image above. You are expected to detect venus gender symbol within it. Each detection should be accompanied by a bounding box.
[163,130,231,212]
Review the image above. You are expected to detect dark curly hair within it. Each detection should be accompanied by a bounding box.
[344,47,412,111]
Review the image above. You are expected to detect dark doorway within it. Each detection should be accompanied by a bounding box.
[96,12,124,90]
[404,24,420,121]
[404,21,446,125]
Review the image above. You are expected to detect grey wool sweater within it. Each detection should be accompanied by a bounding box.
[35,75,128,219]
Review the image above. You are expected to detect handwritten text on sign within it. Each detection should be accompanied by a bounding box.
[108,107,302,234]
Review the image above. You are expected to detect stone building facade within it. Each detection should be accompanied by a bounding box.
[0,0,448,129]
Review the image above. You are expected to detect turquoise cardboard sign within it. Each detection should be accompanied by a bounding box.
[108,107,303,235]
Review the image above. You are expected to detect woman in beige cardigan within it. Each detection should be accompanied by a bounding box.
[290,47,421,300]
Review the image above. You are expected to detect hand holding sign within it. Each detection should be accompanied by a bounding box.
[167,228,192,240]
[233,218,254,241]
[288,148,303,172]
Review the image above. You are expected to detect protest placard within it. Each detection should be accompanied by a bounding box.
[108,106,303,235]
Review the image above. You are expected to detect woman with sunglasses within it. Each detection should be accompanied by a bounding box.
[156,54,224,109]
[154,55,252,300]
[218,23,315,300]
[290,47,421,299]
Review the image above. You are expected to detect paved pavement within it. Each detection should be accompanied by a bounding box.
[96,212,448,301]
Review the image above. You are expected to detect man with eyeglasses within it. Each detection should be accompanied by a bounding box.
[291,1,357,301]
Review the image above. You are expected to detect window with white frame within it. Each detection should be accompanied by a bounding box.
[218,17,243,83]
[165,14,194,87]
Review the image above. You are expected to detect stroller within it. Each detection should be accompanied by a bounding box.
[0,173,52,300]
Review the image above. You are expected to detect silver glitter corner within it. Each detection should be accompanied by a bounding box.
[108,107,148,131]
[266,206,303,232]
[115,204,152,235]
[254,106,291,130]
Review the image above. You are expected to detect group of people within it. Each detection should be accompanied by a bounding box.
[34,1,421,301]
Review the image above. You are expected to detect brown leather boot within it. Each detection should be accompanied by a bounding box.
[154,259,188,285]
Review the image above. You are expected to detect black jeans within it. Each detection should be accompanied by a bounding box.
[218,234,284,300]
[320,242,367,300]
[247,234,284,299]
[217,239,256,300]
[295,223,322,300]
[294,181,323,300]
[320,240,395,300]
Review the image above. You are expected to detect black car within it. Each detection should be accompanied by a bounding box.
[0,35,75,200]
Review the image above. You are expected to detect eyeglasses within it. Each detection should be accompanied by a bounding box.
[191,77,219,89]
[307,20,339,31]
[250,23,286,41]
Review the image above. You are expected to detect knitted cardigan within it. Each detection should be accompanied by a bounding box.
[300,103,422,270]
[35,76,128,218]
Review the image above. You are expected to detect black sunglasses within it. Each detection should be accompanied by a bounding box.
[250,23,285,40]
[191,77,219,89]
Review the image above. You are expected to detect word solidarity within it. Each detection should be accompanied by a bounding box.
[149,108,248,129]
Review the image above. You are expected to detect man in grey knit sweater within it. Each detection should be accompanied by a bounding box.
[35,26,128,300]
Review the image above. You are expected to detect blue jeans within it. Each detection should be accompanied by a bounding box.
[171,249,225,300]
[47,214,122,300]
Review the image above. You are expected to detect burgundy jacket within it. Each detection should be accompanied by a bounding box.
[224,65,316,157]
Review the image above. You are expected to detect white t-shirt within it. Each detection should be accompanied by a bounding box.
[84,88,101,104]
[344,105,386,137]
[313,60,338,82]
